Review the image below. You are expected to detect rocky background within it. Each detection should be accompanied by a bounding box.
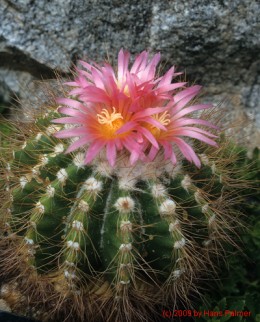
[0,0,259,148]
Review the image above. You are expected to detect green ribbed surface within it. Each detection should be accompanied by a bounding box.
[0,111,256,318]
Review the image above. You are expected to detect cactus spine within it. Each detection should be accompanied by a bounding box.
[0,50,255,322]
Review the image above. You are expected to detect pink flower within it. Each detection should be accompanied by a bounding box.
[144,85,219,167]
[52,49,218,167]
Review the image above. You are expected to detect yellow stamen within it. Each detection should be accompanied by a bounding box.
[148,111,171,138]
[97,107,123,126]
[96,107,124,139]
[153,111,171,126]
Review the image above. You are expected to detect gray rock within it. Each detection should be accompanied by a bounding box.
[150,1,259,84]
[0,0,259,146]
[0,0,152,71]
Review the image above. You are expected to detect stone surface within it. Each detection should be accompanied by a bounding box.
[0,0,259,146]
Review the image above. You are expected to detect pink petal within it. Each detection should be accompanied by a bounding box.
[79,60,93,72]
[148,145,159,161]
[125,71,138,98]
[80,86,111,104]
[132,106,167,120]
[141,53,161,81]
[102,73,119,98]
[171,137,201,167]
[52,117,86,124]
[142,117,167,131]
[174,126,218,138]
[161,141,172,159]
[171,104,212,120]
[115,138,123,150]
[84,141,106,164]
[158,66,175,87]
[170,150,177,164]
[102,63,116,77]
[64,81,79,87]
[116,121,138,134]
[130,51,148,74]
[101,65,118,92]
[69,88,89,96]
[174,118,219,129]
[77,70,93,83]
[136,132,144,143]
[173,129,218,146]
[90,67,106,90]
[171,86,202,115]
[56,98,86,110]
[78,74,92,87]
[66,136,90,153]
[57,107,86,117]
[123,136,142,155]
[138,126,159,149]
[106,141,117,166]
[54,127,88,138]
[129,150,140,165]
[118,49,130,84]
[174,85,201,103]
[156,82,186,93]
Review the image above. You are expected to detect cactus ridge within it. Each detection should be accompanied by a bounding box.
[0,109,253,322]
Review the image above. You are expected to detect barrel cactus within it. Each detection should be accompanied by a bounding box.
[0,50,254,322]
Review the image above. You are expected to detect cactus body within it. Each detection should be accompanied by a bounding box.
[0,50,255,322]
[0,111,248,321]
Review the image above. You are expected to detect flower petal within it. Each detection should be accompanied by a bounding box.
[174,118,219,130]
[158,66,175,87]
[173,129,218,146]
[57,107,87,118]
[84,141,106,164]
[171,104,212,120]
[156,82,186,94]
[142,116,167,131]
[53,117,86,124]
[54,127,88,138]
[66,136,91,153]
[116,121,138,134]
[171,137,201,167]
[130,51,148,74]
[138,126,159,149]
[132,106,167,120]
[174,85,201,103]
[148,145,159,161]
[106,141,117,166]
[56,98,86,110]
[118,49,130,84]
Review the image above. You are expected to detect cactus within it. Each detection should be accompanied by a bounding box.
[0,50,256,322]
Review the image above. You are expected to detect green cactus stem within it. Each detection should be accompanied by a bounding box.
[0,49,258,322]
[0,107,255,322]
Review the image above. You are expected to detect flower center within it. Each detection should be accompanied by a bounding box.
[153,111,171,126]
[150,111,171,137]
[97,107,124,138]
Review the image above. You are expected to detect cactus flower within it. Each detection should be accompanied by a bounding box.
[1,50,253,322]
[53,49,218,167]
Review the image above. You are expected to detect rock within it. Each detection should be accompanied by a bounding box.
[0,0,152,71]
[0,0,259,146]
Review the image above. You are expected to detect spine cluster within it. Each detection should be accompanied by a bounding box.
[0,111,252,322]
